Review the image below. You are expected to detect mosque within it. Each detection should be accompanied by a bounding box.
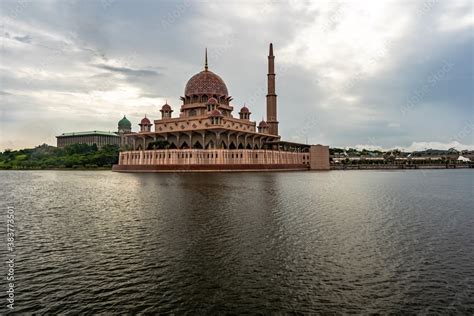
[113,44,329,172]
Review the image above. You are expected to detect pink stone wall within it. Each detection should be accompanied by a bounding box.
[309,145,330,170]
[119,149,309,167]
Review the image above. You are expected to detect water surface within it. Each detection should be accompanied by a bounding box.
[0,170,473,314]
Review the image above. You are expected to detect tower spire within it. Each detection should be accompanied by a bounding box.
[205,48,208,71]
[266,43,279,136]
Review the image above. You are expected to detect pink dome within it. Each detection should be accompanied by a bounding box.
[161,103,172,111]
[258,120,268,127]
[209,109,223,117]
[240,106,250,113]
[185,70,228,97]
[140,117,151,125]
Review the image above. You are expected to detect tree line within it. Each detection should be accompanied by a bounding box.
[0,143,120,169]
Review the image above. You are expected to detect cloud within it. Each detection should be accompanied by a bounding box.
[0,0,472,151]
[401,141,474,152]
[94,64,160,77]
[354,141,474,152]
[387,122,401,128]
[13,34,32,43]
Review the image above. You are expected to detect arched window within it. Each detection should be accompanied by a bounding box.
[193,141,203,149]
[206,140,215,149]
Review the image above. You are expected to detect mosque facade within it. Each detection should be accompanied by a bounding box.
[113,44,329,172]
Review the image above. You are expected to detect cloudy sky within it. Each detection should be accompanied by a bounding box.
[1,0,473,151]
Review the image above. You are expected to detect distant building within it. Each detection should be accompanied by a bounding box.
[56,131,120,149]
[117,115,132,147]
[56,115,132,149]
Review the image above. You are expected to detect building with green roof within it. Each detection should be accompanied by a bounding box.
[118,115,132,133]
[56,130,120,149]
[56,116,133,149]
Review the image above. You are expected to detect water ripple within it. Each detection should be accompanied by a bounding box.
[0,170,473,314]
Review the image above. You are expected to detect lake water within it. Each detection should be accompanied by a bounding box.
[0,170,473,314]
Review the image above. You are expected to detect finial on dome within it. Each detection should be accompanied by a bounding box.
[205,48,208,71]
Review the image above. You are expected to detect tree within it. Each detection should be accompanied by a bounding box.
[0,143,120,169]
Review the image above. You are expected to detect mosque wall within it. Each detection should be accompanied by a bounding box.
[154,116,256,133]
[117,149,309,169]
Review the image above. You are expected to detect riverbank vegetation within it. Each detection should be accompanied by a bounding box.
[1,144,471,170]
[0,144,119,170]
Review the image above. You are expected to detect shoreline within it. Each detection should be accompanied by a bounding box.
[0,167,113,171]
[1,165,472,172]
[331,164,472,170]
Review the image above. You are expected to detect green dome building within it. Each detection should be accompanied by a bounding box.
[118,115,132,133]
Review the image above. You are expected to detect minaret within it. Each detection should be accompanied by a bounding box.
[266,43,279,136]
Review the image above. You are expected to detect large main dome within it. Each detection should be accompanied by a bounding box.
[184,70,228,97]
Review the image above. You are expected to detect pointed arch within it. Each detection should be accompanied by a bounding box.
[205,140,215,149]
[221,141,228,149]
[204,132,217,149]
[178,133,191,149]
[193,140,203,149]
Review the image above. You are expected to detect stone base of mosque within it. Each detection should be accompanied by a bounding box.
[112,146,329,172]
[112,163,308,172]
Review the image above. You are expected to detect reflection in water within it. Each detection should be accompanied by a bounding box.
[0,170,472,314]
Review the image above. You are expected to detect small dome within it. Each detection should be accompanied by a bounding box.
[258,120,268,127]
[118,115,131,128]
[140,116,151,125]
[240,106,250,113]
[207,97,218,104]
[209,109,223,117]
[161,103,172,111]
